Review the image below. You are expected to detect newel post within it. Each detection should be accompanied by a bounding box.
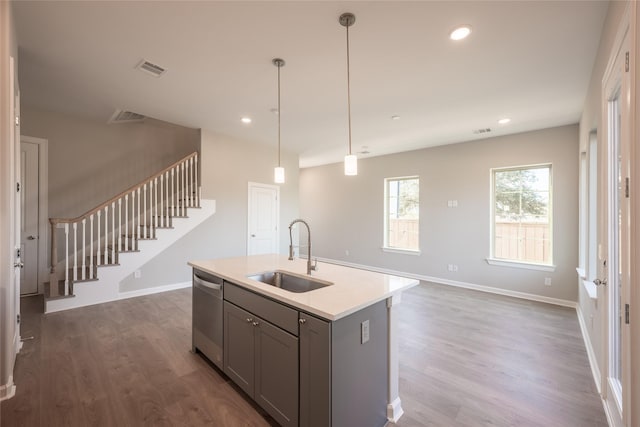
[49,219,58,289]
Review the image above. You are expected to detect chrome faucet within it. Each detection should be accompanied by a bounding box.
[288,219,318,275]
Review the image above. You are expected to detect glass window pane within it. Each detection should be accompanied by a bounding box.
[493,165,551,265]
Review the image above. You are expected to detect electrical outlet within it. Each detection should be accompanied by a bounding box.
[345,249,350,256]
[361,320,370,344]
[544,277,552,286]
[134,269,141,279]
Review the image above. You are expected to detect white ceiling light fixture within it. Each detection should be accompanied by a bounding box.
[450,25,472,41]
[273,58,286,184]
[241,117,252,124]
[498,117,511,124]
[340,12,358,176]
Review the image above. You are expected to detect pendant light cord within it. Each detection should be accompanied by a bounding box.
[346,23,352,156]
[277,62,282,167]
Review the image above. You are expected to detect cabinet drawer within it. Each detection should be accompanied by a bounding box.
[224,282,299,336]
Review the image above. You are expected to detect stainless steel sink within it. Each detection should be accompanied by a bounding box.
[247,270,332,293]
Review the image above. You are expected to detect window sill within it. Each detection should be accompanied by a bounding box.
[485,258,556,272]
[576,268,598,300]
[382,247,421,256]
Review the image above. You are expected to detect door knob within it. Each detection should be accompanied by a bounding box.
[593,278,607,286]
[27,235,37,240]
[251,234,256,237]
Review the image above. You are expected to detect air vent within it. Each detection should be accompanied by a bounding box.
[108,109,146,124]
[473,128,492,134]
[136,59,166,77]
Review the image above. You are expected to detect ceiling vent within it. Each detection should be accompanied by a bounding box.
[473,128,492,134]
[136,59,166,77]
[108,109,146,124]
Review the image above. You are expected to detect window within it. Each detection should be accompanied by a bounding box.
[384,176,419,252]
[491,164,552,265]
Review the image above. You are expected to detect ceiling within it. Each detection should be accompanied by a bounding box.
[13,1,609,168]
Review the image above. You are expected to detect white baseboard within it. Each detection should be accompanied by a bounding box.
[118,281,191,301]
[316,257,576,308]
[575,304,602,393]
[0,375,16,401]
[386,397,404,424]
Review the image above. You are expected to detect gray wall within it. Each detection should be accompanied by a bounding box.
[20,106,200,219]
[577,0,628,377]
[300,125,579,301]
[120,129,300,292]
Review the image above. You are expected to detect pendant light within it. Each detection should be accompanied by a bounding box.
[273,58,286,184]
[340,13,357,176]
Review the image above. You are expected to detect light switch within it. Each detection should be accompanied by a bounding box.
[361,320,370,344]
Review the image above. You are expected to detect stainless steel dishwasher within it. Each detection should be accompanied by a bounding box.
[192,269,223,369]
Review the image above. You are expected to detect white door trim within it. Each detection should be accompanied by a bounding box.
[20,135,49,295]
[600,6,631,426]
[247,182,280,255]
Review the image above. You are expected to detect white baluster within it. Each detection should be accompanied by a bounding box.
[143,183,148,239]
[195,153,200,207]
[111,202,116,263]
[81,218,86,281]
[154,177,158,238]
[73,222,78,282]
[188,157,192,207]
[64,223,69,294]
[97,210,101,266]
[160,174,165,227]
[89,215,94,278]
[125,194,129,251]
[182,162,186,216]
[171,168,176,217]
[118,198,122,252]
[104,205,109,264]
[134,189,139,251]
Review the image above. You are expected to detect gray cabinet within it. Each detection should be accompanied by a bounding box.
[223,287,299,427]
[299,312,331,427]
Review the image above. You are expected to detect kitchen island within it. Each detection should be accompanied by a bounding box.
[189,254,419,427]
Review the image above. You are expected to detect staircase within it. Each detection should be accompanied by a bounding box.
[45,152,215,313]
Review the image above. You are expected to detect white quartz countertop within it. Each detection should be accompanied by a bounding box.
[189,254,419,321]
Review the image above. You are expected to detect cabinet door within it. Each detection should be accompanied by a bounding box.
[299,313,331,427]
[223,302,255,397]
[255,318,299,427]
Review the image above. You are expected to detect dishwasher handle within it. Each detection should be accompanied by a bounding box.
[193,275,222,292]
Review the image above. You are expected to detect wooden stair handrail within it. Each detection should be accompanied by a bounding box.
[49,151,198,225]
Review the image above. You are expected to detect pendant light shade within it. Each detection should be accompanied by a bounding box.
[273,58,285,184]
[340,13,357,176]
[274,166,285,183]
[344,154,358,176]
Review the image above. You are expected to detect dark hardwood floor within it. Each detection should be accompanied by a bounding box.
[1,282,607,427]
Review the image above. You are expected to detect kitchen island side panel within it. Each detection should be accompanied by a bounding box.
[331,300,389,427]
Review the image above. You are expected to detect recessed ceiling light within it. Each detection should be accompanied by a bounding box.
[241,117,252,124]
[498,118,511,124]
[391,115,400,120]
[450,26,472,41]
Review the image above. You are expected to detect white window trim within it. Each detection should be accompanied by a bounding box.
[383,175,420,252]
[382,247,422,256]
[489,163,553,266]
[485,257,556,272]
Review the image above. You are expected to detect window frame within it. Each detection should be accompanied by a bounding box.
[488,163,555,270]
[383,175,421,255]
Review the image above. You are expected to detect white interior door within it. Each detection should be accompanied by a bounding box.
[247,182,279,255]
[20,141,39,295]
[600,22,631,427]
